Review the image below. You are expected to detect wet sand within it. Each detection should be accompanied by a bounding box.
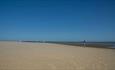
[0,41,115,70]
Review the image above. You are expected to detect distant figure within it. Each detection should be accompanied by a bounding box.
[83,40,86,47]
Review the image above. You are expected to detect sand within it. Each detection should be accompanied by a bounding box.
[0,41,115,70]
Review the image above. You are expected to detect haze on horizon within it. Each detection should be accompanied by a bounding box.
[0,0,115,41]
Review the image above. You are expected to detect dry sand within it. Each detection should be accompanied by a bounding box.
[0,41,115,70]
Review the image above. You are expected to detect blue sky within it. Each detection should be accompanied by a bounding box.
[0,0,115,41]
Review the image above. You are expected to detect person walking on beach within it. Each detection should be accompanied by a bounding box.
[83,40,86,47]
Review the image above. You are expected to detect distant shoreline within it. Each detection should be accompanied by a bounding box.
[0,40,115,49]
[21,41,115,49]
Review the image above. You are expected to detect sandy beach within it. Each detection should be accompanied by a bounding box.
[0,41,115,70]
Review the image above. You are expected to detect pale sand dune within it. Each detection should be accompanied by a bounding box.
[0,41,115,70]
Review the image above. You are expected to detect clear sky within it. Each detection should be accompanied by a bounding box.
[0,0,115,41]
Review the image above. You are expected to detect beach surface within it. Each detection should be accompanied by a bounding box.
[0,41,115,70]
